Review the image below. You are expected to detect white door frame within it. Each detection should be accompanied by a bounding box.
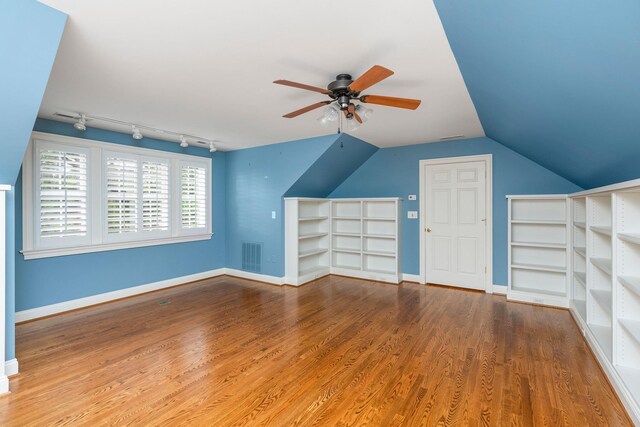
[0,185,10,393]
[419,155,493,293]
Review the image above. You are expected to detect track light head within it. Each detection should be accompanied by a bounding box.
[179,135,188,148]
[74,114,87,131]
[132,126,143,140]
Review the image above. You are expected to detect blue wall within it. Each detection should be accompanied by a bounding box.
[434,0,640,189]
[330,137,582,286]
[225,134,340,277]
[15,119,226,311]
[0,0,67,362]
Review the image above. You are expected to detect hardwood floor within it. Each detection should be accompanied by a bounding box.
[0,275,632,426]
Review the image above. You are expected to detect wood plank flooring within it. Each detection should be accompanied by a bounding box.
[0,275,632,426]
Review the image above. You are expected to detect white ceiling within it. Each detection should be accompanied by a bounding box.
[38,0,484,151]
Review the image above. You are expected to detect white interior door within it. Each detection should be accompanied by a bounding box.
[425,161,486,290]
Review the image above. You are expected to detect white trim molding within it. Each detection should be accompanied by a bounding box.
[15,268,226,323]
[5,359,19,377]
[492,285,507,295]
[402,274,421,283]
[419,154,494,293]
[22,233,213,260]
[0,186,9,394]
[225,268,285,286]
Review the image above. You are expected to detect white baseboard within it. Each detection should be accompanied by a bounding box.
[492,284,507,295]
[224,268,285,285]
[402,274,421,283]
[15,268,226,323]
[5,358,18,377]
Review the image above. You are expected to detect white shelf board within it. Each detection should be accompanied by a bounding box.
[298,265,329,278]
[511,242,566,249]
[620,318,640,344]
[590,225,612,236]
[618,232,640,246]
[589,324,613,361]
[511,220,566,225]
[298,232,328,240]
[590,289,612,315]
[511,285,566,298]
[298,216,328,222]
[298,248,328,259]
[363,250,396,258]
[332,232,361,237]
[363,233,396,240]
[574,246,586,258]
[332,216,361,220]
[619,275,640,298]
[591,257,612,275]
[616,366,640,404]
[511,263,566,273]
[363,217,396,222]
[573,299,586,318]
[574,221,586,229]
[574,271,587,286]
[332,248,361,255]
[333,263,362,271]
[365,267,396,275]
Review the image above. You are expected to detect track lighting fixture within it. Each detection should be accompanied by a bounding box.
[54,111,219,152]
[132,126,143,140]
[74,114,87,131]
[179,135,189,148]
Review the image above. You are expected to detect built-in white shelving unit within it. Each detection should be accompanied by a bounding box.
[507,195,570,307]
[586,194,614,361]
[284,198,331,286]
[566,179,640,425]
[286,197,401,286]
[614,189,640,416]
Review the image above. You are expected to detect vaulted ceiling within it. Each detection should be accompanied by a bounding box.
[434,0,640,189]
[37,0,483,150]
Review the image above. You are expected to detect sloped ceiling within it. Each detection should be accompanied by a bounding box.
[0,0,66,184]
[37,0,484,150]
[434,0,640,189]
[284,134,378,198]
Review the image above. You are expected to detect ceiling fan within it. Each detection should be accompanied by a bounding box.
[274,65,421,129]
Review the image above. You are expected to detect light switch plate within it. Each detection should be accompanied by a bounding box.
[407,211,418,219]
[408,194,417,201]
[271,211,276,219]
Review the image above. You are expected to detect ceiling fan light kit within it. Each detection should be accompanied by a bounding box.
[274,65,421,131]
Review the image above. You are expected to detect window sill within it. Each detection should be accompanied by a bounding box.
[21,233,213,260]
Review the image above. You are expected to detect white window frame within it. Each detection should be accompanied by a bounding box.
[22,132,213,260]
[177,159,212,237]
[32,140,92,250]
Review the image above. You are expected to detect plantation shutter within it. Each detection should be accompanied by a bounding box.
[181,164,207,229]
[106,156,139,234]
[38,148,88,239]
[142,160,170,231]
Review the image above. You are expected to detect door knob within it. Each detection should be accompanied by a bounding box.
[426,227,432,232]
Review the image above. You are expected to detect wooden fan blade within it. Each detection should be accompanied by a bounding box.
[283,101,331,118]
[274,80,331,94]
[353,111,363,124]
[348,65,394,93]
[360,95,421,110]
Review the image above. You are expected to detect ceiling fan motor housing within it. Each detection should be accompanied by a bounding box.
[328,74,360,110]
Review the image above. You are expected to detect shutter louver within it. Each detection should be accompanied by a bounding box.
[39,149,88,239]
[106,157,139,234]
[181,165,207,229]
[142,161,169,231]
